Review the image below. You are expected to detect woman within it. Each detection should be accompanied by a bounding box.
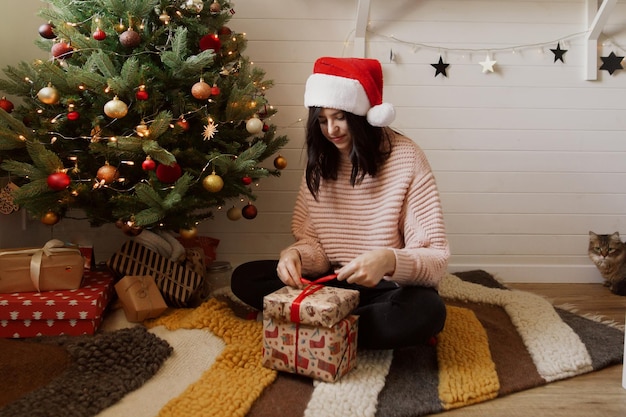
[231,57,449,349]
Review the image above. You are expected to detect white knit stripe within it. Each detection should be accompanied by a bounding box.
[440,274,593,382]
[95,326,226,417]
[303,349,393,417]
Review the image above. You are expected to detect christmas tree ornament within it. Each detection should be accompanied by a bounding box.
[41,211,60,225]
[156,162,182,183]
[242,203,258,220]
[116,218,143,236]
[600,51,624,75]
[262,123,269,132]
[51,41,73,59]
[92,28,106,41]
[46,172,71,190]
[119,28,141,48]
[550,43,567,63]
[97,163,119,184]
[136,122,149,137]
[226,205,242,221]
[209,0,222,14]
[37,84,60,105]
[202,121,218,140]
[67,110,80,121]
[0,97,14,113]
[199,33,221,52]
[202,171,224,192]
[141,156,156,171]
[246,116,263,134]
[479,54,497,73]
[38,22,56,39]
[0,182,19,214]
[242,175,252,185]
[135,85,149,100]
[179,226,198,239]
[431,56,449,78]
[176,117,190,131]
[210,84,221,96]
[218,26,232,36]
[183,0,204,13]
[104,96,129,118]
[191,79,211,99]
[273,155,287,170]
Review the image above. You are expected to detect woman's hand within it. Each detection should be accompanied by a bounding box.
[277,249,304,288]
[336,249,396,287]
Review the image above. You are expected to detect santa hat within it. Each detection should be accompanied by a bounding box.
[304,57,395,127]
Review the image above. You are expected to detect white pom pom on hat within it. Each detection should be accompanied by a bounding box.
[304,57,396,127]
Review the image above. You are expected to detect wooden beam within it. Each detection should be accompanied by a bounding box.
[353,0,371,57]
[585,0,617,80]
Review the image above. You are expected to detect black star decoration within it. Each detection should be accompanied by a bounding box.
[431,56,449,77]
[599,51,624,75]
[550,42,567,63]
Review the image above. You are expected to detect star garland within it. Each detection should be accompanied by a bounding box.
[550,42,568,63]
[431,56,449,77]
[479,54,497,73]
[599,51,624,75]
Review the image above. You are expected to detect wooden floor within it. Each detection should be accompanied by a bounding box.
[441,283,626,417]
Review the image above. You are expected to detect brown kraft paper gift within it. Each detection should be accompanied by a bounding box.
[115,275,168,322]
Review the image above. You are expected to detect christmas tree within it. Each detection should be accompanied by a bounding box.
[0,0,288,239]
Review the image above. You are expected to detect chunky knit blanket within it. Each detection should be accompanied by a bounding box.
[0,270,623,417]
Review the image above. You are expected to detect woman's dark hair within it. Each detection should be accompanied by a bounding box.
[305,107,392,199]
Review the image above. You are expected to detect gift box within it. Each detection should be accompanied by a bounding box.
[0,270,115,338]
[0,239,85,293]
[263,284,359,328]
[262,314,358,382]
[115,275,168,322]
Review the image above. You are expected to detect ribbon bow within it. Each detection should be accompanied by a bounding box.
[0,239,82,292]
[289,273,337,323]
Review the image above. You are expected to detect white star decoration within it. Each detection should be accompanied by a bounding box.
[203,121,218,140]
[479,54,497,73]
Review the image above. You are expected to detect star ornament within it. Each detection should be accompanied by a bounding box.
[431,56,449,77]
[479,54,497,73]
[203,121,218,140]
[600,51,624,75]
[550,42,567,63]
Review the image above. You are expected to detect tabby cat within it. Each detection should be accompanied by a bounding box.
[588,231,626,296]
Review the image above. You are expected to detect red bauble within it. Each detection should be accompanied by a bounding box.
[38,23,55,39]
[242,175,252,185]
[136,89,149,101]
[262,123,269,132]
[93,28,106,41]
[199,34,221,52]
[119,29,141,48]
[67,111,80,121]
[142,157,156,171]
[242,203,258,220]
[210,84,221,96]
[218,26,232,36]
[0,97,14,113]
[51,42,73,59]
[176,118,190,131]
[47,172,71,190]
[156,162,182,183]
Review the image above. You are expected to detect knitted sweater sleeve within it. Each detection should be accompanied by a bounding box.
[280,176,332,276]
[390,147,450,287]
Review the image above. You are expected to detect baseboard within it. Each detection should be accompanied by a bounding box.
[448,264,605,284]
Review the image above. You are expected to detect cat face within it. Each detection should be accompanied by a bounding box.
[588,231,624,267]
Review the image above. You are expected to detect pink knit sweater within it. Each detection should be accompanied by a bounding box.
[283,133,450,288]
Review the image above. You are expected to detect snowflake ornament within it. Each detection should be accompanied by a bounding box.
[203,121,218,140]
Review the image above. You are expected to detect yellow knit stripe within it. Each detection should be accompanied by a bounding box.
[145,299,277,417]
[437,306,500,410]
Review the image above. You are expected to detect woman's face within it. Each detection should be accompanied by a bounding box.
[317,108,352,155]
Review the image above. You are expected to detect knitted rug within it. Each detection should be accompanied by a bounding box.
[0,270,623,417]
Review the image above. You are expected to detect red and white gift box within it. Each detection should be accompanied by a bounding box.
[0,270,115,338]
[262,314,358,382]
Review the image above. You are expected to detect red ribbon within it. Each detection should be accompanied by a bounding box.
[289,274,338,324]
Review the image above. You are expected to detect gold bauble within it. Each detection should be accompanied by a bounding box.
[202,171,224,192]
[97,163,119,184]
[226,206,242,221]
[104,96,128,118]
[273,155,288,170]
[37,85,60,105]
[191,79,211,100]
[41,211,60,225]
[179,226,198,239]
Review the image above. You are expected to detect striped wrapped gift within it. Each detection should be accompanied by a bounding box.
[107,240,203,308]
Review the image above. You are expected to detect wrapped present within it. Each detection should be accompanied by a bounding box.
[107,240,203,308]
[0,239,85,293]
[262,315,358,382]
[177,235,220,266]
[0,270,115,338]
[263,283,359,328]
[115,275,168,322]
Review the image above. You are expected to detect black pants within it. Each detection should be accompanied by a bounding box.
[231,260,447,350]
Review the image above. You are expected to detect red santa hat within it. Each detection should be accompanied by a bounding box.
[304,57,395,127]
